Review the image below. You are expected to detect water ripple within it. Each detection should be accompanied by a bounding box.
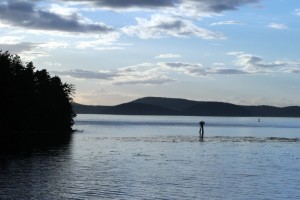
[102,136,300,143]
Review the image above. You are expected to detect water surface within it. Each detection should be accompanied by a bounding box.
[1,115,299,199]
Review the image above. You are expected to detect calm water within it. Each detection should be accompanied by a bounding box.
[1,115,300,199]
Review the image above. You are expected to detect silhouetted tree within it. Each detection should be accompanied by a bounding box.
[0,51,76,134]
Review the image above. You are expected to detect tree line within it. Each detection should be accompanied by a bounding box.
[0,51,76,134]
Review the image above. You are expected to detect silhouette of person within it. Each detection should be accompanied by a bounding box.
[199,121,205,138]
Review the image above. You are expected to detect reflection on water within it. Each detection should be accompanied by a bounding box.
[0,115,300,199]
[75,114,300,128]
[93,135,300,143]
[0,134,73,199]
[1,132,73,152]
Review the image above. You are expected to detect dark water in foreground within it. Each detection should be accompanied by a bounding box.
[1,115,300,199]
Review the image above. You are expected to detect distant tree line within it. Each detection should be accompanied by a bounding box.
[73,97,300,117]
[0,51,76,133]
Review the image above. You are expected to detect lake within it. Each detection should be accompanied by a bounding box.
[1,114,300,199]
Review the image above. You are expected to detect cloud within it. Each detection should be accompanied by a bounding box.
[59,0,260,16]
[210,21,241,26]
[160,62,248,76]
[268,23,288,30]
[212,62,225,66]
[0,36,24,44]
[289,68,300,73]
[161,55,300,76]
[114,76,175,85]
[53,53,300,87]
[161,62,207,76]
[39,41,69,49]
[114,64,176,85]
[188,0,259,13]
[0,36,55,61]
[57,57,288,86]
[0,41,40,54]
[294,9,300,16]
[155,54,181,59]
[72,0,178,9]
[0,1,113,33]
[208,68,248,75]
[48,3,79,17]
[227,52,299,73]
[0,39,73,61]
[174,0,260,18]
[53,64,175,85]
[53,69,119,80]
[75,88,137,105]
[75,32,127,50]
[122,15,225,39]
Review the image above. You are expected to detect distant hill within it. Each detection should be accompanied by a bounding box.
[73,97,300,117]
[132,97,199,111]
[100,102,177,115]
[245,105,300,117]
[183,102,252,116]
[73,103,110,114]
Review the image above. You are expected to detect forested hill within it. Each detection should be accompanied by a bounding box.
[73,97,300,117]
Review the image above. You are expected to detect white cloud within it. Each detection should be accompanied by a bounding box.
[294,9,300,16]
[114,63,176,85]
[160,62,248,76]
[53,63,175,85]
[0,42,40,55]
[53,69,119,80]
[113,76,175,85]
[227,51,245,56]
[39,41,70,49]
[75,32,125,50]
[0,36,24,44]
[18,51,49,62]
[0,39,71,60]
[44,62,62,67]
[160,53,300,76]
[210,21,241,26]
[48,4,79,17]
[268,23,288,30]
[74,88,138,105]
[213,63,225,66]
[122,15,225,39]
[52,52,300,89]
[160,62,207,76]
[227,52,300,73]
[155,53,181,59]
[207,68,248,75]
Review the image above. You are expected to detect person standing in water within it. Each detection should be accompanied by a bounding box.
[199,121,205,138]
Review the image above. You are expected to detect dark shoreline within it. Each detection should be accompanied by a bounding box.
[73,97,300,117]
[1,131,73,152]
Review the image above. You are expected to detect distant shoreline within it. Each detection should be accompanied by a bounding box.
[73,97,300,117]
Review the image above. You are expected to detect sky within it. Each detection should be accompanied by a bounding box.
[1,0,300,106]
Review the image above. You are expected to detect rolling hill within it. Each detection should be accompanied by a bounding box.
[73,97,300,117]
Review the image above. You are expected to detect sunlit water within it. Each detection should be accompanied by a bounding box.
[1,115,300,199]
